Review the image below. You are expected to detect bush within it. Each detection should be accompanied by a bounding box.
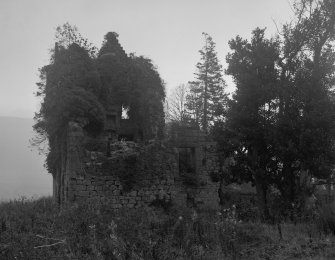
[317,201,335,235]
[1,197,335,259]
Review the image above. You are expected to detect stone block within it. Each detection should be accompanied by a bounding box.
[129,191,137,197]
[113,190,120,196]
[114,204,122,209]
[86,185,94,191]
[78,191,89,197]
[83,180,91,186]
[167,179,174,185]
[75,185,85,191]
[106,181,115,186]
[95,181,104,186]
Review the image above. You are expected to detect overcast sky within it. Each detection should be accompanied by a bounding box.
[0,0,294,119]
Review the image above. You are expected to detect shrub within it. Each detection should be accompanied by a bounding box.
[316,201,335,235]
[1,196,335,259]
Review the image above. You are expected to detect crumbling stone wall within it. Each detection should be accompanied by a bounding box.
[67,174,175,209]
[170,126,221,209]
[55,121,222,210]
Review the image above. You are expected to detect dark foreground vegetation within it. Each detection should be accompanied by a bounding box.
[1,197,335,259]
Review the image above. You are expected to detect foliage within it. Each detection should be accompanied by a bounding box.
[97,33,166,140]
[96,32,132,107]
[316,201,335,235]
[214,0,335,220]
[33,24,167,176]
[34,36,105,175]
[185,33,228,132]
[2,197,335,259]
[222,27,280,218]
[55,22,98,57]
[128,54,166,139]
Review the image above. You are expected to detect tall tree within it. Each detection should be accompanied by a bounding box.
[220,0,335,219]
[224,28,280,219]
[274,0,335,208]
[186,33,227,132]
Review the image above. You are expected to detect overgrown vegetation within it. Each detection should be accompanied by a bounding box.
[33,24,166,177]
[213,0,335,220]
[1,197,335,259]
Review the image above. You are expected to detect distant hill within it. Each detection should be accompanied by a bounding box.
[0,116,52,201]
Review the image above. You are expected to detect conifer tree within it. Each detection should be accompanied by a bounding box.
[186,33,227,132]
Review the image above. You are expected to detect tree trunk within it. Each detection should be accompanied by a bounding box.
[255,171,270,221]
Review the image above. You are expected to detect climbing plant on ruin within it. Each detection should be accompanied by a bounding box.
[33,24,166,175]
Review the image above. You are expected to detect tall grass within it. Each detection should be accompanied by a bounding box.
[1,197,335,259]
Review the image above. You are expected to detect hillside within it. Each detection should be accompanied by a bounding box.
[0,116,52,201]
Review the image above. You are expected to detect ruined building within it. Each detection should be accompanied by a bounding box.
[54,120,222,210]
[51,32,222,210]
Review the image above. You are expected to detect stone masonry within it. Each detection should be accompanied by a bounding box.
[54,122,222,210]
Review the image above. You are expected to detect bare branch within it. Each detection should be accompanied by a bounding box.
[272,18,284,36]
[36,234,65,242]
[34,240,66,249]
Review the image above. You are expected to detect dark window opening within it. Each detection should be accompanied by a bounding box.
[179,148,196,174]
[106,115,117,130]
[118,134,134,141]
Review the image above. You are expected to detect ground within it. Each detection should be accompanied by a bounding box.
[0,197,335,259]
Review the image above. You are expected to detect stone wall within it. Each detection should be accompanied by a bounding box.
[55,121,222,211]
[67,174,175,209]
[170,125,221,209]
[195,142,221,208]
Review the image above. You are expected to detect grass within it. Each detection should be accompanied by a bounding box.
[0,197,335,259]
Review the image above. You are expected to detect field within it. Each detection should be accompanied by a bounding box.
[1,197,335,259]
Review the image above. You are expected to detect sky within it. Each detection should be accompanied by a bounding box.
[0,0,294,119]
